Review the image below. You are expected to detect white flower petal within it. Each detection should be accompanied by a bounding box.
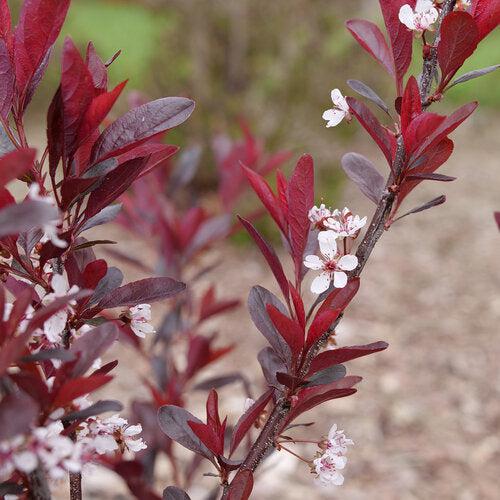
[331,471,345,486]
[337,254,358,271]
[93,435,118,455]
[126,438,147,452]
[311,272,331,294]
[415,0,434,13]
[13,451,38,473]
[303,254,323,270]
[318,230,338,260]
[399,4,416,29]
[330,89,344,106]
[333,271,348,289]
[123,424,142,437]
[425,7,439,24]
[322,108,345,127]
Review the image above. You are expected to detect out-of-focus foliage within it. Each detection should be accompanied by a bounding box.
[19,0,500,196]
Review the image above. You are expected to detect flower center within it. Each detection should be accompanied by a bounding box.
[324,260,337,272]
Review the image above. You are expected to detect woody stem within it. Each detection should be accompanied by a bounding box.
[420,0,457,103]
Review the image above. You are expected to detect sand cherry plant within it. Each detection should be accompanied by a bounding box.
[0,0,498,500]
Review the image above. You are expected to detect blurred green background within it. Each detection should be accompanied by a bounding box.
[13,0,500,198]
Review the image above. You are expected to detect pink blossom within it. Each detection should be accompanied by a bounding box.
[308,204,333,229]
[399,0,438,32]
[325,207,367,238]
[125,304,155,338]
[0,422,82,481]
[313,452,346,486]
[322,89,350,127]
[304,231,358,294]
[79,414,147,456]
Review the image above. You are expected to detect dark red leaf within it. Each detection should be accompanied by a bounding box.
[341,152,385,204]
[47,86,64,180]
[14,0,70,109]
[0,391,39,441]
[61,37,95,158]
[90,97,195,163]
[257,346,287,387]
[114,461,161,500]
[62,399,123,422]
[248,286,291,364]
[84,156,150,218]
[0,0,12,44]
[60,176,100,210]
[85,42,108,92]
[306,308,341,350]
[0,148,36,187]
[6,288,32,335]
[347,79,390,115]
[0,330,31,376]
[83,259,108,290]
[54,374,112,406]
[411,102,477,160]
[227,470,254,500]
[404,172,456,182]
[198,288,239,322]
[266,304,304,357]
[163,486,191,500]
[229,389,273,455]
[9,371,50,406]
[289,282,305,329]
[238,216,289,301]
[0,39,13,118]
[494,212,500,231]
[403,112,446,156]
[379,0,414,94]
[286,377,361,422]
[316,277,361,316]
[345,19,394,78]
[308,341,389,376]
[97,277,186,309]
[346,97,395,165]
[68,322,118,377]
[187,420,222,456]
[276,372,302,388]
[471,0,500,41]
[242,165,286,233]
[438,12,479,90]
[396,195,447,221]
[276,169,289,218]
[206,389,221,432]
[288,154,314,272]
[400,76,422,133]
[77,80,127,146]
[158,405,214,461]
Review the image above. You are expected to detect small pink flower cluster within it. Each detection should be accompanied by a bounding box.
[0,422,81,481]
[78,414,147,455]
[0,414,147,483]
[399,0,438,33]
[304,205,366,294]
[123,304,156,338]
[313,424,354,487]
